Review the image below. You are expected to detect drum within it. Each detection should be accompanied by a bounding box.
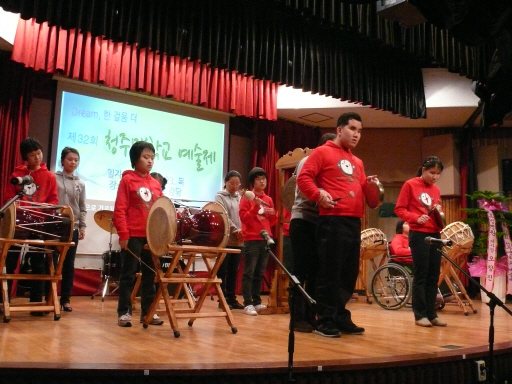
[360,228,387,260]
[441,221,474,259]
[102,250,122,280]
[0,202,74,242]
[146,197,229,256]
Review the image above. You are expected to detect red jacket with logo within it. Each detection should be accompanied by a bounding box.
[4,163,58,205]
[114,170,163,241]
[239,190,278,241]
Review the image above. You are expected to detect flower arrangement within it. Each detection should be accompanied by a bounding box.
[463,190,512,293]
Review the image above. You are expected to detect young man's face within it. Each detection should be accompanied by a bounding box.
[26,149,43,171]
[252,175,267,193]
[336,118,362,150]
[135,148,155,175]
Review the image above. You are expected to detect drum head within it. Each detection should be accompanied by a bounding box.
[360,228,387,260]
[0,204,14,239]
[146,197,177,256]
[281,175,296,212]
[365,180,384,209]
[202,201,229,248]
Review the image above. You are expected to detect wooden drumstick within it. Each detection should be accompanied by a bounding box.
[332,191,355,202]
[244,190,271,207]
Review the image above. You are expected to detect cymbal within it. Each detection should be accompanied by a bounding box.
[94,210,117,234]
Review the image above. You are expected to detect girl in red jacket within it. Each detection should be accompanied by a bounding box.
[395,156,446,328]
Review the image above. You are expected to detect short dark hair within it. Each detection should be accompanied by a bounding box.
[396,219,406,234]
[248,167,266,187]
[151,172,167,190]
[318,132,336,146]
[129,141,155,168]
[416,156,444,177]
[60,147,80,165]
[20,137,43,161]
[224,170,241,183]
[337,112,362,128]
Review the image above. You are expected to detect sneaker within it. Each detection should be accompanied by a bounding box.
[140,314,164,325]
[228,301,245,310]
[243,305,258,316]
[430,317,447,327]
[415,317,432,327]
[338,322,365,335]
[118,312,132,327]
[254,304,267,312]
[314,322,341,338]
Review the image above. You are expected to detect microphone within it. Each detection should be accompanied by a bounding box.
[11,175,34,185]
[260,230,275,247]
[424,237,452,247]
[245,190,271,207]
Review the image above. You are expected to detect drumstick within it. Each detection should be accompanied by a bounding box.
[332,191,355,202]
[125,247,156,274]
[244,190,271,207]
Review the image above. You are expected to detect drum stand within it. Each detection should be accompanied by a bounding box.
[91,224,118,301]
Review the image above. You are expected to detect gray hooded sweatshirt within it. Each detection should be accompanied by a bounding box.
[55,171,87,231]
[215,189,243,247]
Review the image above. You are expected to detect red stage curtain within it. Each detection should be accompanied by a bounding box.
[11,18,278,121]
[0,52,35,206]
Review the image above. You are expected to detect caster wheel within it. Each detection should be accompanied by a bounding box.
[143,324,148,329]
[90,296,94,299]
[101,298,104,303]
[3,316,10,323]
[465,312,469,316]
[188,321,193,327]
[473,310,478,314]
[231,327,238,334]
[174,331,180,338]
[54,315,61,321]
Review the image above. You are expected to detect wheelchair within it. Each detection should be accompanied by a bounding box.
[369,240,447,311]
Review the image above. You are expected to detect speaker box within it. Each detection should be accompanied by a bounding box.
[376,0,426,27]
[502,159,512,194]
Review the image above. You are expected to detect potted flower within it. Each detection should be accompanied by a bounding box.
[463,191,511,302]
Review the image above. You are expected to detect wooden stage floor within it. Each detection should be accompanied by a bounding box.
[1,294,511,380]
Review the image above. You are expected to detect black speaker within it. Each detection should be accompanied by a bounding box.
[502,159,512,194]
[376,0,426,27]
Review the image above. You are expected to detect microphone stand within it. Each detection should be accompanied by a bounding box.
[435,247,512,384]
[0,190,26,219]
[263,241,316,383]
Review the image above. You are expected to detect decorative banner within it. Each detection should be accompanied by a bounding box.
[478,198,511,294]
[499,215,512,295]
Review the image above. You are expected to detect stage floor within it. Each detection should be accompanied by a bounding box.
[1,294,511,376]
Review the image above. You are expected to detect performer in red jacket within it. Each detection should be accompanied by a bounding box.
[395,156,446,328]
[114,141,163,327]
[3,137,58,312]
[297,112,377,338]
[239,167,278,316]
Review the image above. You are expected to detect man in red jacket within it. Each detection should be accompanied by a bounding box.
[297,112,377,338]
[3,137,58,312]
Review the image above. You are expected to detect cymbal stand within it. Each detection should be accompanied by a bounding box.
[91,222,118,301]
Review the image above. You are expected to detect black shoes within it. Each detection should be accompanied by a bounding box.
[313,322,341,338]
[229,301,245,310]
[293,320,315,333]
[337,322,365,335]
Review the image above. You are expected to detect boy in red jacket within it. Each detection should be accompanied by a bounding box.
[3,137,58,311]
[239,167,278,315]
[114,141,163,327]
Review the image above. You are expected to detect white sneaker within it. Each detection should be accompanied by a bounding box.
[243,305,258,316]
[140,313,164,325]
[254,304,267,312]
[118,312,132,327]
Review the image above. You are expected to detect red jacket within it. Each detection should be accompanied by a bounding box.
[297,141,367,217]
[4,163,58,205]
[239,190,278,241]
[394,177,442,233]
[390,234,413,263]
[113,170,163,241]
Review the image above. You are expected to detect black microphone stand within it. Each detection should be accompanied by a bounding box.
[435,247,512,384]
[0,189,26,219]
[263,241,316,383]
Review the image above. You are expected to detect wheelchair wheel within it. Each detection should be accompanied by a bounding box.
[371,263,412,310]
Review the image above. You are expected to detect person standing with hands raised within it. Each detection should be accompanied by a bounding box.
[394,156,446,327]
